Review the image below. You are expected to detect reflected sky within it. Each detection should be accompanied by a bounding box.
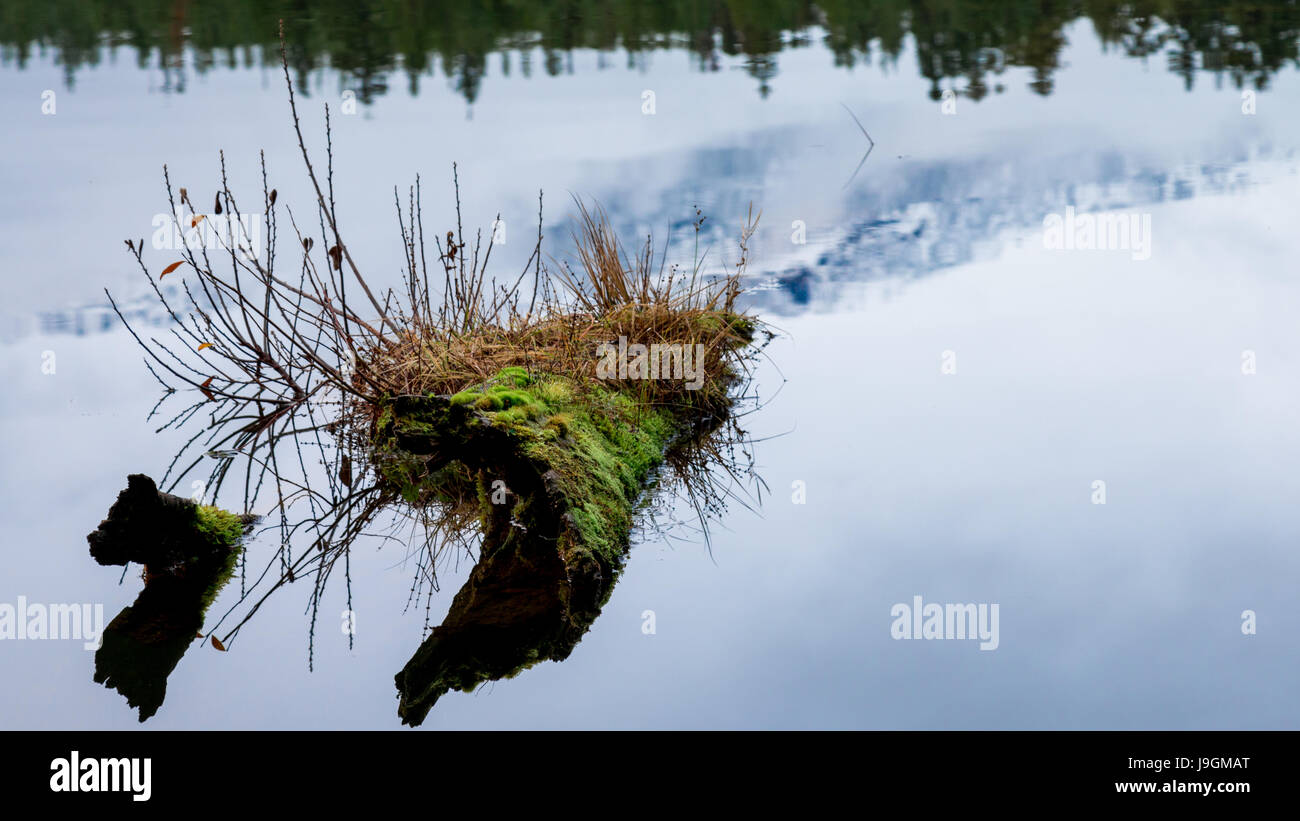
[1,12,1298,728]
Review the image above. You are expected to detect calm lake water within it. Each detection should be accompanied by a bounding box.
[2,1,1299,729]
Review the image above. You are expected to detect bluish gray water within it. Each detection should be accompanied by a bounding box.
[2,10,1298,728]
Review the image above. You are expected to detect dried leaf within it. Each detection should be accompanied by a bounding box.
[195,632,204,639]
[328,244,342,271]
[179,187,188,203]
[269,188,278,206]
[339,454,352,487]
[160,260,185,278]
[211,635,226,652]
[191,214,206,228]
[213,192,223,215]
[197,342,212,352]
[303,237,313,252]
[200,376,215,402]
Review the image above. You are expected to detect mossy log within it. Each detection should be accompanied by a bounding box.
[86,474,254,721]
[384,368,730,725]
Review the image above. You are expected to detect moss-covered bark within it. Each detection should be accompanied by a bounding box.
[382,366,733,724]
[86,474,254,721]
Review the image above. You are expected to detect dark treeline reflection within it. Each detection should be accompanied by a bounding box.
[1,0,1297,102]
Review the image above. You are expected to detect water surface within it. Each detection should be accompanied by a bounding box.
[1,1,1298,729]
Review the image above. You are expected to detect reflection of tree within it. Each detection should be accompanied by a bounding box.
[909,1,1073,101]
[0,0,1296,102]
[1090,0,1300,91]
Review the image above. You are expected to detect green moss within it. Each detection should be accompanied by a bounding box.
[373,360,735,567]
[493,408,527,425]
[197,540,243,616]
[509,381,676,564]
[488,388,533,409]
[534,380,572,406]
[192,505,248,616]
[194,505,245,547]
[494,366,531,387]
[728,314,757,342]
[545,413,572,437]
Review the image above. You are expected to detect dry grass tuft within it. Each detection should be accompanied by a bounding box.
[362,198,762,421]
